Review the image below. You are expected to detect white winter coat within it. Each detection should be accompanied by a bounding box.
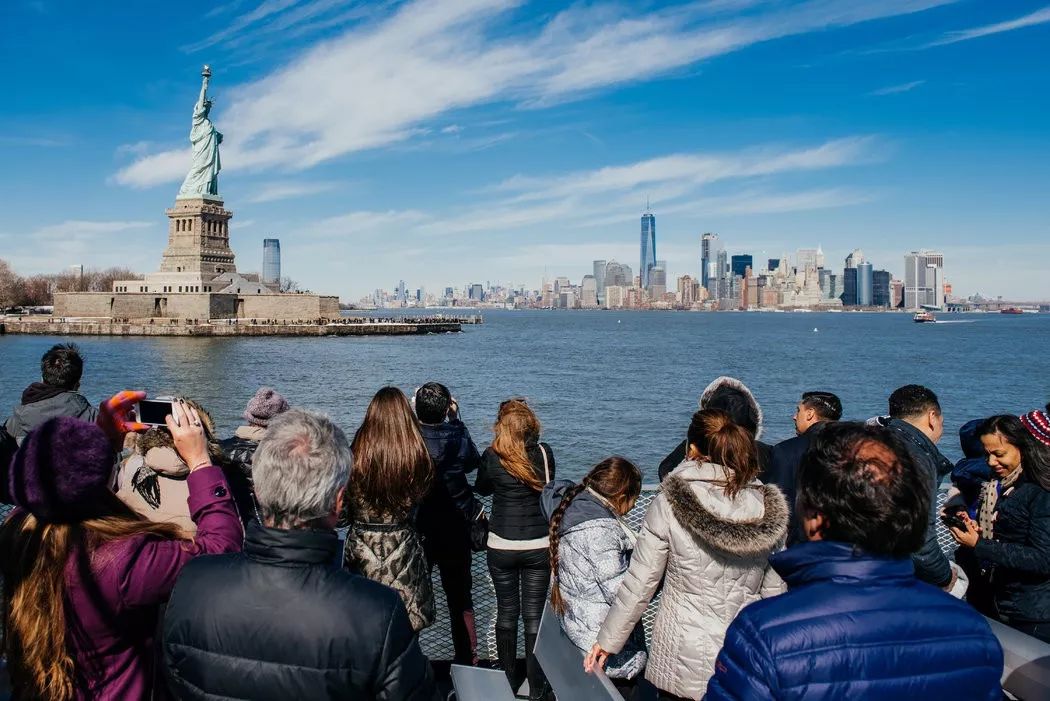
[596,461,788,698]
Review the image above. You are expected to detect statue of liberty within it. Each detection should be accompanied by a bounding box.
[177,66,223,199]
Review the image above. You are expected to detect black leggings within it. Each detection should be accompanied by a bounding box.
[424,535,476,665]
[487,547,550,698]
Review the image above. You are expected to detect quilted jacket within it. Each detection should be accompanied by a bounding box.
[704,540,1004,700]
[596,461,788,698]
[342,495,436,632]
[540,479,648,679]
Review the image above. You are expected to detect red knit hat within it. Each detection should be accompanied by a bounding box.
[1020,409,1050,448]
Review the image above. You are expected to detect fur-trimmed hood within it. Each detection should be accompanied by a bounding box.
[699,376,764,441]
[664,462,787,558]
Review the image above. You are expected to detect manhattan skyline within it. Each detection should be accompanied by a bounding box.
[2,1,1049,299]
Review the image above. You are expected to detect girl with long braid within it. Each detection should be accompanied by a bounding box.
[540,457,646,697]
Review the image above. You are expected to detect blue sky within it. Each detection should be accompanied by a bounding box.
[2,0,1049,299]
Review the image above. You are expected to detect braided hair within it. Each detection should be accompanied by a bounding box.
[548,457,642,615]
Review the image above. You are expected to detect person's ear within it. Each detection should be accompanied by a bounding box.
[334,485,346,520]
[801,509,827,542]
[686,443,703,461]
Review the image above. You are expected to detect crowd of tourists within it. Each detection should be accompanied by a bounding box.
[1,343,1047,700]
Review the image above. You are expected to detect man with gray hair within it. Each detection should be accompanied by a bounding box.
[162,409,439,700]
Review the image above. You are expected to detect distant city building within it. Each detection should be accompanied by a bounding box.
[580,275,598,309]
[857,261,873,306]
[904,250,945,310]
[648,265,667,299]
[841,268,858,306]
[714,248,729,300]
[605,285,625,309]
[891,279,905,308]
[593,260,607,304]
[69,264,84,279]
[469,283,484,301]
[767,258,780,273]
[818,268,839,300]
[262,238,281,285]
[701,233,723,294]
[395,280,408,303]
[872,270,892,308]
[844,249,865,269]
[796,247,824,271]
[677,275,699,307]
[640,207,657,289]
[604,261,632,288]
[730,255,753,279]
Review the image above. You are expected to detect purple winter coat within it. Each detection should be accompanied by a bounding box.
[63,466,243,700]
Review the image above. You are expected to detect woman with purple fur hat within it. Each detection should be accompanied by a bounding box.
[0,395,242,700]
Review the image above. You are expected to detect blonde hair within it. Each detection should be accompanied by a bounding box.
[491,400,544,491]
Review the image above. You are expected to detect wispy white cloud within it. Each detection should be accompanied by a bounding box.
[1,220,157,274]
[244,180,341,203]
[183,0,304,52]
[869,79,925,96]
[927,6,1050,46]
[115,0,954,189]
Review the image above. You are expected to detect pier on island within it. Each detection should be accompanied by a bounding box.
[0,315,483,337]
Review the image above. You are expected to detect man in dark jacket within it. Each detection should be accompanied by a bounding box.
[4,343,97,444]
[881,384,957,591]
[765,391,842,544]
[705,422,1003,700]
[163,409,439,701]
[658,376,772,480]
[414,382,482,665]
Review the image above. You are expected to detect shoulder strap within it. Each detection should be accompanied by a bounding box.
[539,443,550,484]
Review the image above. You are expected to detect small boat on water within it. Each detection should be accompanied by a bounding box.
[1001,307,1024,315]
[913,311,936,323]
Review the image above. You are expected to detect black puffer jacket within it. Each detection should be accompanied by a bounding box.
[163,522,439,701]
[476,442,554,541]
[974,472,1050,624]
[884,417,955,588]
[417,419,482,543]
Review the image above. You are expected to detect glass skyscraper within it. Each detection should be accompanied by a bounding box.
[640,209,656,289]
[857,262,874,306]
[730,254,753,278]
[262,238,281,285]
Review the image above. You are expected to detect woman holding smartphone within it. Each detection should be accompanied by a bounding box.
[0,395,242,700]
[950,407,1050,641]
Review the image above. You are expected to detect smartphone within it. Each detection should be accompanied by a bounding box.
[136,397,175,427]
[941,509,968,531]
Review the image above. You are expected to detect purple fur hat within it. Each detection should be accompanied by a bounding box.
[9,417,114,523]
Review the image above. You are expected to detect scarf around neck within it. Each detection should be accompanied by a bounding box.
[978,467,1023,540]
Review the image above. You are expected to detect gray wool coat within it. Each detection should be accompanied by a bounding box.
[542,480,648,679]
[596,461,788,698]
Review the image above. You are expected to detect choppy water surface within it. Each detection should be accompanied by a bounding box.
[2,311,1048,480]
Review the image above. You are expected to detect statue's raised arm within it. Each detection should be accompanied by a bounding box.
[177,65,223,199]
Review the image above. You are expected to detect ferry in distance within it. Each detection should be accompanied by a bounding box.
[913,311,936,323]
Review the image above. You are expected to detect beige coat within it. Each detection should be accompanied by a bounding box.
[596,461,788,698]
[116,447,197,536]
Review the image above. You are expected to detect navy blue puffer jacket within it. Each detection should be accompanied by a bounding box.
[705,541,1004,700]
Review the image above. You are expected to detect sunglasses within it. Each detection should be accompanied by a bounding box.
[499,397,529,410]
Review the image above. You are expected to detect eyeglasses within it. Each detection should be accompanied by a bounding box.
[499,397,529,410]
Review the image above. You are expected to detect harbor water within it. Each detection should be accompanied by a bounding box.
[2,310,1047,481]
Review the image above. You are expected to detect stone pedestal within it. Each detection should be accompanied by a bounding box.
[160,197,236,277]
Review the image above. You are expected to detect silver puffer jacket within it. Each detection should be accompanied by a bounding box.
[596,461,788,698]
[542,480,648,679]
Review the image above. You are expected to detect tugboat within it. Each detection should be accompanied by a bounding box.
[913,311,936,323]
[1001,307,1024,315]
